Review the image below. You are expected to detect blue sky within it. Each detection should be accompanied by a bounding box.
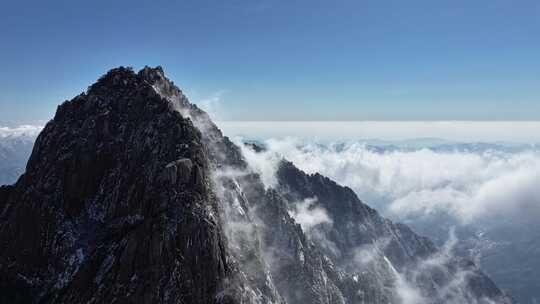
[1,0,539,123]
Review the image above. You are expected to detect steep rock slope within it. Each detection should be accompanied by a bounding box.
[0,66,512,304]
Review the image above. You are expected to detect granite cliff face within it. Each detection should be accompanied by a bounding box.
[0,66,512,304]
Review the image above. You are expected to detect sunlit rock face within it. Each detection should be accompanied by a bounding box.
[0,66,512,304]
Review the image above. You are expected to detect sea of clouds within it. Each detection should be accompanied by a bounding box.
[234,137,540,224]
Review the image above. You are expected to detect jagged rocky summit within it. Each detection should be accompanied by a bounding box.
[0,66,512,304]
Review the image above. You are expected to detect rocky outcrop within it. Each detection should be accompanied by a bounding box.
[0,66,512,304]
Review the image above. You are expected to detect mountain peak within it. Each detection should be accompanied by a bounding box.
[87,66,175,97]
[1,64,240,303]
[138,65,165,81]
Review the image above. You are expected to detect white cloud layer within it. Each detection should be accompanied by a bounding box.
[236,137,540,223]
[0,125,43,138]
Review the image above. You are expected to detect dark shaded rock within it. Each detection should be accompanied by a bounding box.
[162,158,193,185]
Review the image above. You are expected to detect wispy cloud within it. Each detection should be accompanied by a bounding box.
[194,90,228,121]
[288,197,332,232]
